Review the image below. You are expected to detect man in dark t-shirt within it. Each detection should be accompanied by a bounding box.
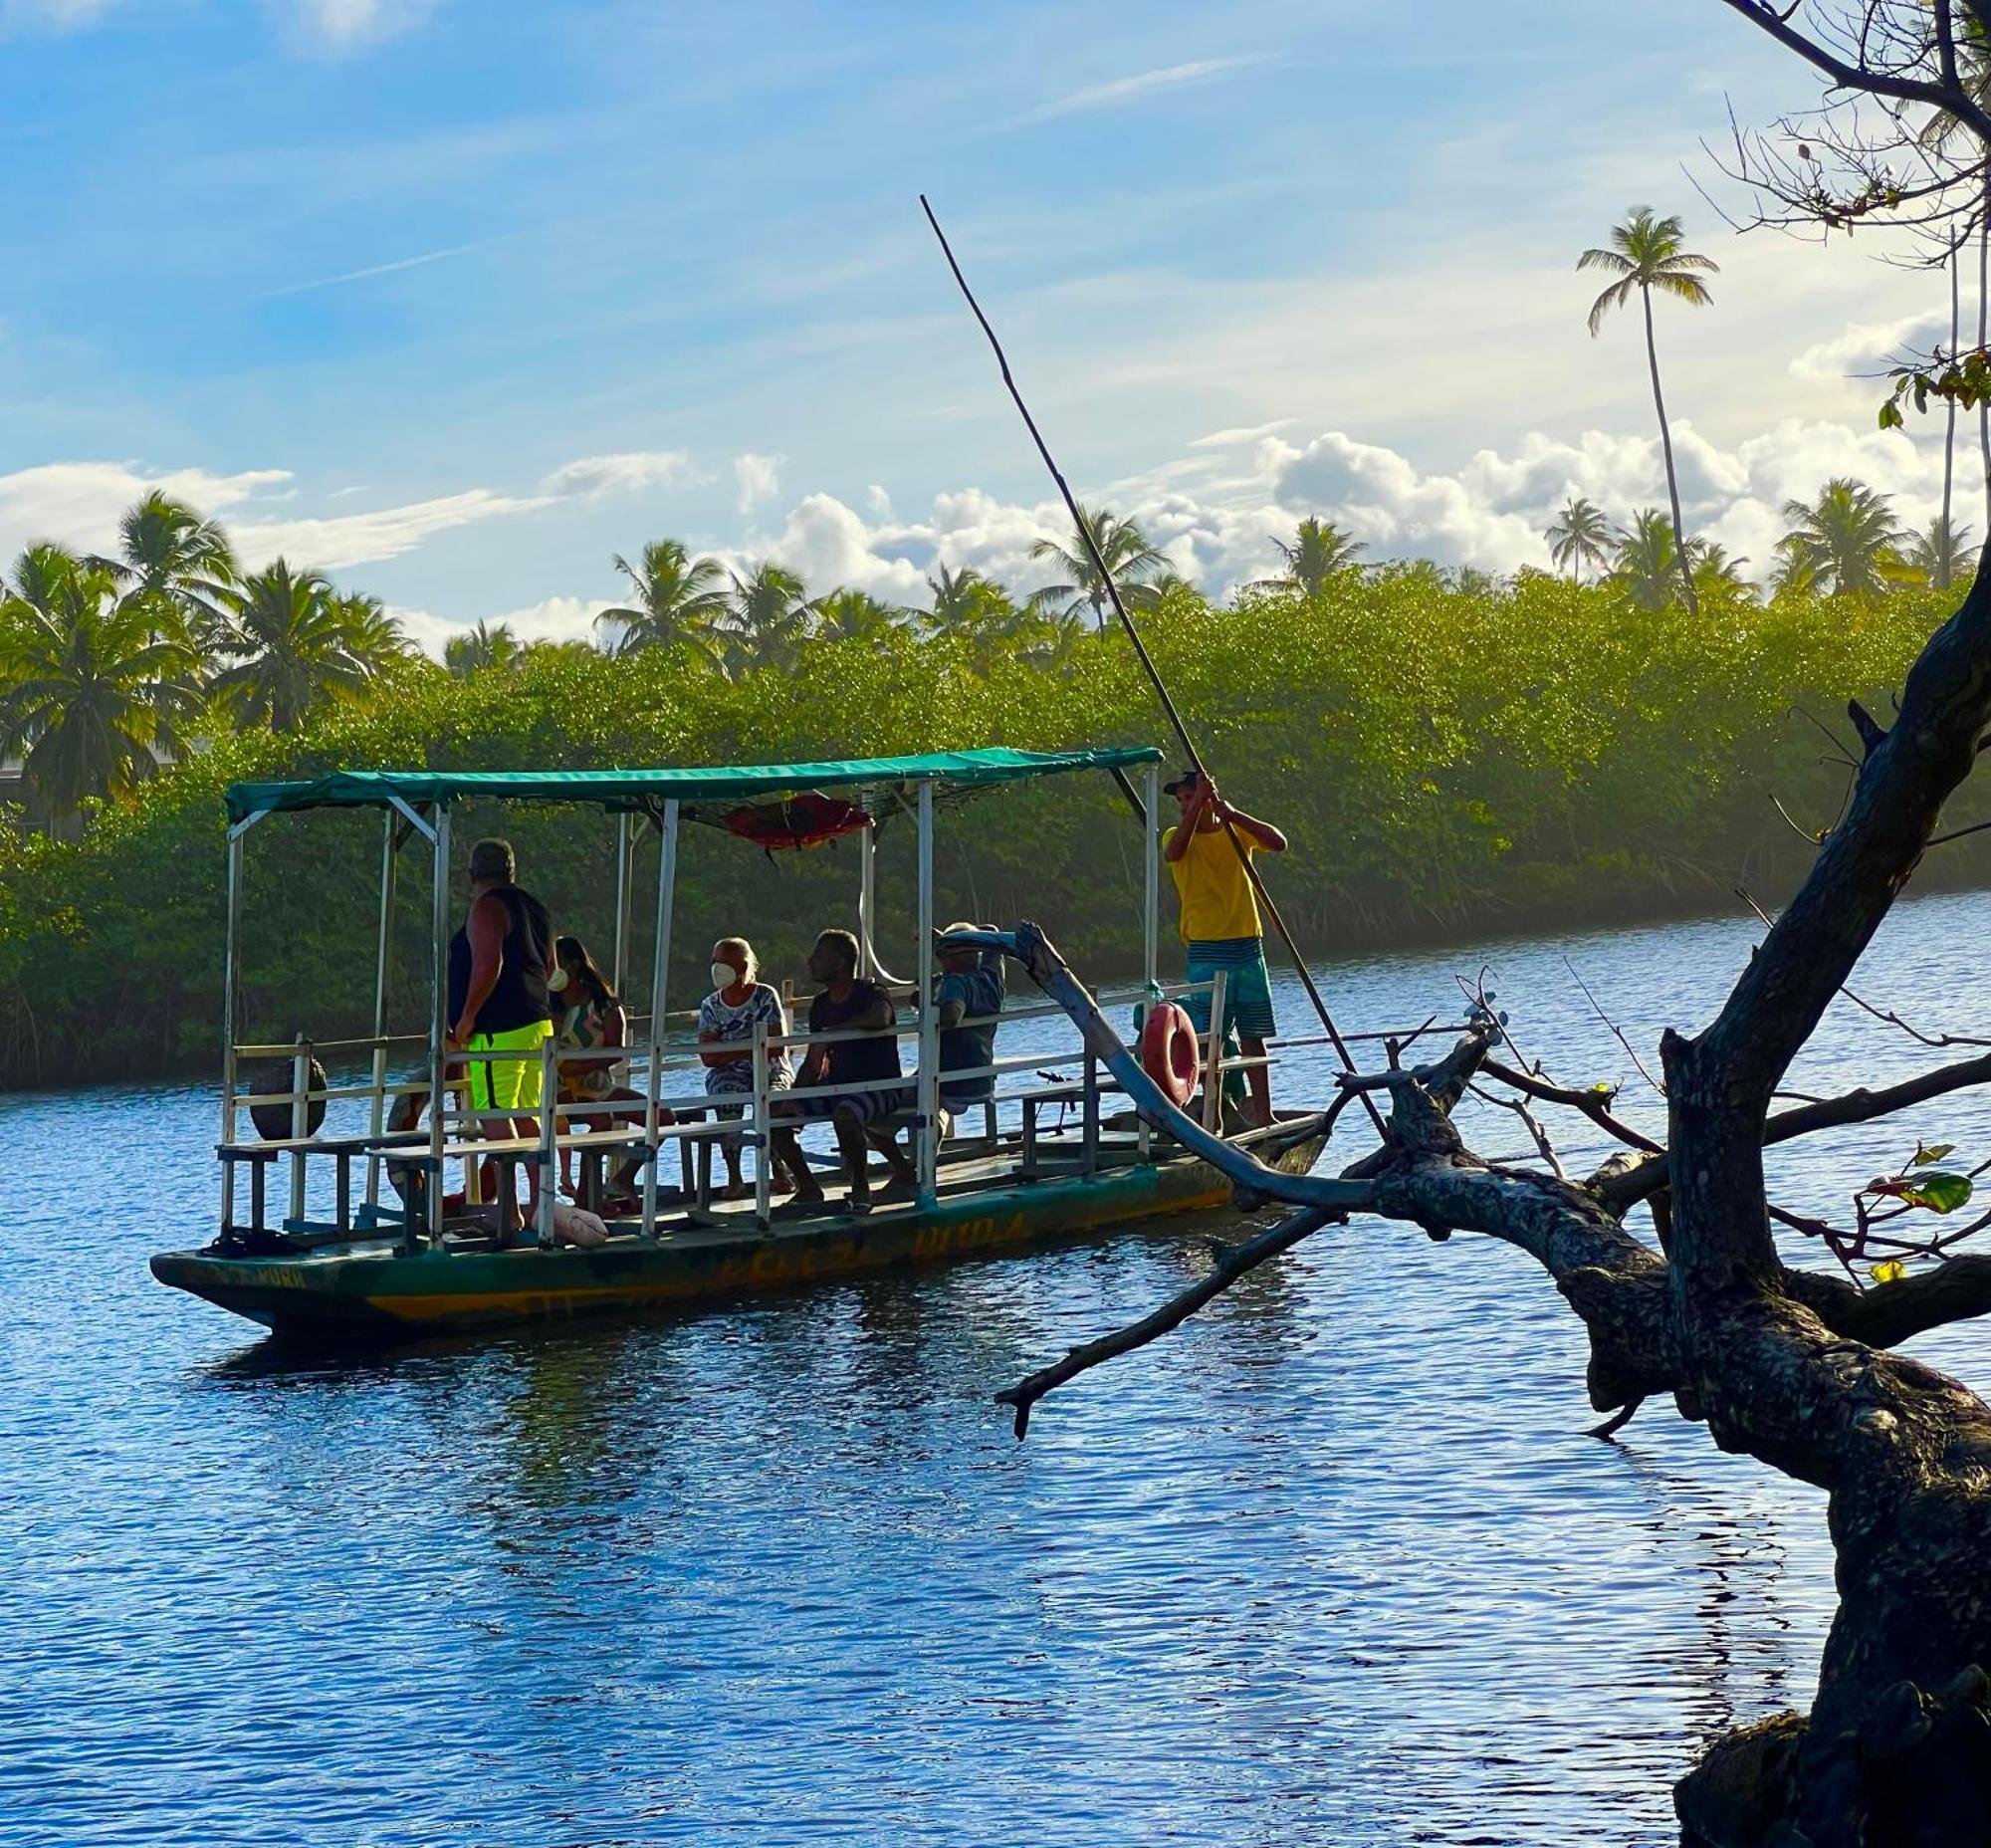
[771,928,913,1211]
[445,836,555,1224]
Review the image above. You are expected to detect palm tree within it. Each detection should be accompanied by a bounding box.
[1027,504,1165,634]
[1607,509,1684,611]
[327,591,409,670]
[1029,613,1093,677]
[1907,513,1978,588]
[93,491,238,652]
[209,561,370,731]
[1544,496,1612,582]
[1775,479,1915,598]
[924,565,1040,674]
[597,540,730,666]
[1249,517,1365,595]
[1580,208,1718,616]
[1918,36,1991,542]
[722,563,814,675]
[813,588,904,645]
[444,620,523,678]
[1687,540,1753,599]
[0,547,201,830]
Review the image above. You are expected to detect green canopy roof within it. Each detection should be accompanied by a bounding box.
[224,746,1163,824]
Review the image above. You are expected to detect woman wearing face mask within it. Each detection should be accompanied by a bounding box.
[551,935,647,1209]
[697,937,796,1200]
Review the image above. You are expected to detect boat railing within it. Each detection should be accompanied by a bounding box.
[213,972,1289,1250]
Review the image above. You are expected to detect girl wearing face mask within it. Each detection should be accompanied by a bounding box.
[552,935,646,1208]
[697,937,796,1199]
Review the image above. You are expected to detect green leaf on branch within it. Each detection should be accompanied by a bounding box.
[1910,1141,1956,1168]
[1870,1171,1974,1213]
[1870,1260,1906,1285]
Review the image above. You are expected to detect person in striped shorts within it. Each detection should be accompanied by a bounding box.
[1161,769,1288,1127]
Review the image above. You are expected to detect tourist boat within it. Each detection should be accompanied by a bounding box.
[149,747,1328,1338]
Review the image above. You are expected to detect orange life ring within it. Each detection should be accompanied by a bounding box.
[1140,1002,1200,1107]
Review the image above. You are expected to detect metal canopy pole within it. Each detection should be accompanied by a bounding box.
[642,799,680,1243]
[366,809,398,1211]
[219,831,244,1233]
[428,804,452,1249]
[857,810,878,980]
[611,810,632,995]
[915,779,938,1204]
[1143,762,1161,994]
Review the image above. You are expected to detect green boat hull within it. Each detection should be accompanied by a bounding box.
[151,1137,1323,1340]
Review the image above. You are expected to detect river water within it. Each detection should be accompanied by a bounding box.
[6,891,1991,1848]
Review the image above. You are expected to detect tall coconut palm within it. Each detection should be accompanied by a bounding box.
[92,491,239,653]
[444,620,523,678]
[1027,504,1165,634]
[209,561,370,731]
[1249,517,1365,595]
[1907,513,1978,588]
[722,563,814,675]
[597,540,730,666]
[1918,34,1991,541]
[0,547,201,830]
[1543,496,1612,582]
[813,588,904,645]
[1775,478,1914,598]
[1580,208,1718,616]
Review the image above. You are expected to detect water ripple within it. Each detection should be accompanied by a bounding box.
[5,893,1991,1845]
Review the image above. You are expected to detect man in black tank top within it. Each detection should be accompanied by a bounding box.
[446,837,556,1221]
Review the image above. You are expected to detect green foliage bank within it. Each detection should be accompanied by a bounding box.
[1,566,1975,1089]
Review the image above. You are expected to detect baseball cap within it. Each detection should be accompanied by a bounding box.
[1162,768,1204,796]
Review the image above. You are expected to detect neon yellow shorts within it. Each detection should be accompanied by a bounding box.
[466,1020,553,1113]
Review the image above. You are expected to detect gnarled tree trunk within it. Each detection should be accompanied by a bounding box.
[981,557,1991,1838]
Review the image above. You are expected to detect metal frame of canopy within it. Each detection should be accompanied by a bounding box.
[219,746,1166,1247]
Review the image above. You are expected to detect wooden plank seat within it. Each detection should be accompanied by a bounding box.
[216,1129,428,1160]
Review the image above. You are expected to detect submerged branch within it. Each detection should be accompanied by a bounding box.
[994,1204,1344,1437]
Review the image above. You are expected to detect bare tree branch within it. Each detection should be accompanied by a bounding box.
[994,1204,1346,1436]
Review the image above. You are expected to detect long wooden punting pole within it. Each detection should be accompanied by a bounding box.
[919,196,1382,1132]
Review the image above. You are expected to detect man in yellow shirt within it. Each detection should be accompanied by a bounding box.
[1161,769,1289,1126]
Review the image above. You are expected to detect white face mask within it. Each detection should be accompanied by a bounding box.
[547,967,571,994]
[712,963,739,992]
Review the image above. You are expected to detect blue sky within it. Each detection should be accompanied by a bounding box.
[0,0,1958,646]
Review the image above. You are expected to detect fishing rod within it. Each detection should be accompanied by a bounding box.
[919,194,1385,1137]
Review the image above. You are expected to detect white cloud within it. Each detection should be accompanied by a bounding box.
[1003,55,1277,128]
[233,488,552,571]
[392,594,609,660]
[541,450,700,499]
[256,240,489,301]
[0,462,292,566]
[286,0,429,49]
[733,451,782,514]
[697,408,1959,606]
[1790,310,1948,389]
[1189,418,1295,449]
[758,493,931,602]
[0,0,115,27]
